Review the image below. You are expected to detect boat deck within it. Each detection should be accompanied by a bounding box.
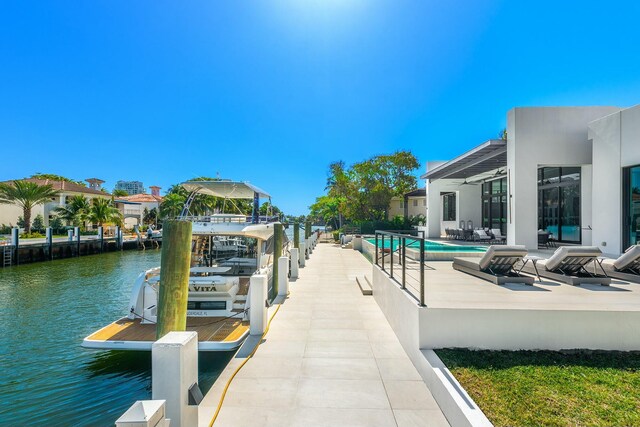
[83,317,249,351]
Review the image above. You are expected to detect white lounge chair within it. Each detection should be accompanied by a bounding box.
[524,246,611,286]
[600,245,640,283]
[452,245,534,285]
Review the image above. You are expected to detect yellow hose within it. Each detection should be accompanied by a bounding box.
[207,303,282,427]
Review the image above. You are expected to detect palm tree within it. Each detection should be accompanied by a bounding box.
[87,198,123,227]
[54,194,91,228]
[159,193,186,219]
[0,180,60,233]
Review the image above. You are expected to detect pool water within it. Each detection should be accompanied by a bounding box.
[366,238,487,253]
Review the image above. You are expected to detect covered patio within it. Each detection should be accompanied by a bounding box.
[422,139,508,242]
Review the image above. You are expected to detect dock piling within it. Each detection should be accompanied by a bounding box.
[249,274,268,335]
[45,227,52,260]
[290,248,299,279]
[156,220,193,339]
[152,331,199,427]
[293,223,300,249]
[11,227,19,266]
[299,242,306,267]
[278,256,289,296]
[272,223,283,298]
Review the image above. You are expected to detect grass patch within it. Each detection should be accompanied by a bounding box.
[437,349,640,427]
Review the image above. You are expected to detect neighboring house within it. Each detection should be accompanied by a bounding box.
[115,186,163,228]
[0,178,110,227]
[422,104,640,256]
[387,188,426,221]
[115,180,145,195]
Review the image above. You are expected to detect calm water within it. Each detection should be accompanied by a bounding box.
[0,250,233,426]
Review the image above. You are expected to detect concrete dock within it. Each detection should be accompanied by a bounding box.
[199,243,449,427]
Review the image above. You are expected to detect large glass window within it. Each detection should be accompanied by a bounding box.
[481,178,507,234]
[442,193,456,221]
[538,167,581,243]
[623,165,640,249]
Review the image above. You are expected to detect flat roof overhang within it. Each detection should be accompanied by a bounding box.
[421,139,507,181]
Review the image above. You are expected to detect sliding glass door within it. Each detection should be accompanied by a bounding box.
[623,165,640,249]
[481,178,507,234]
[537,167,581,243]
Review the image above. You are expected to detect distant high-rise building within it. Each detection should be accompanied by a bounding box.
[115,180,145,195]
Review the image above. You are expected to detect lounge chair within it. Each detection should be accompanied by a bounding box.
[452,245,534,285]
[473,229,492,242]
[524,246,611,286]
[491,228,507,244]
[600,245,640,282]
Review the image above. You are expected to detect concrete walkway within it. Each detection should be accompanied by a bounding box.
[199,244,449,427]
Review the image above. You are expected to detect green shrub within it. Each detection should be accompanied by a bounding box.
[20,232,45,238]
[332,231,340,241]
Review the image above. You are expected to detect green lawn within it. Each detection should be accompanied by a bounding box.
[437,349,640,427]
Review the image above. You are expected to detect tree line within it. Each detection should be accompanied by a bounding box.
[309,150,420,230]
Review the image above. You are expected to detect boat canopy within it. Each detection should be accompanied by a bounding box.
[181,181,271,199]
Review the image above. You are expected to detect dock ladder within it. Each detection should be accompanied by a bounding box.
[2,245,12,267]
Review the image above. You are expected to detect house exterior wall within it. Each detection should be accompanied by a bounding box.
[426,177,481,238]
[506,106,620,249]
[0,191,110,229]
[406,196,426,219]
[590,105,640,255]
[387,197,404,219]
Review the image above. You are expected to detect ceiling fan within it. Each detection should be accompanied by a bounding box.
[453,178,481,186]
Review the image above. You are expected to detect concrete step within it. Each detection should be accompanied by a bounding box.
[356,275,373,296]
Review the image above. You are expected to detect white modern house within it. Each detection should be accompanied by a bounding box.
[422,105,640,256]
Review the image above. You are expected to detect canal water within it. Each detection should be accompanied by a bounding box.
[0,249,233,426]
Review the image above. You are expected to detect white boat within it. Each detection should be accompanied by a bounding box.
[83,181,284,351]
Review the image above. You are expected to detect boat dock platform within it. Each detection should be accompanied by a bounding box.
[199,243,449,427]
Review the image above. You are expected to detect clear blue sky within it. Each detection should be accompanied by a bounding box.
[1,1,639,215]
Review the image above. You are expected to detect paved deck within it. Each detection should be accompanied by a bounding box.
[199,244,449,427]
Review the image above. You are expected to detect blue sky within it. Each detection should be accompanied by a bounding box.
[1,1,639,215]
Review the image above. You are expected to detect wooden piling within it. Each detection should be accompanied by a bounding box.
[156,219,193,339]
[293,223,300,249]
[305,221,311,239]
[272,223,283,299]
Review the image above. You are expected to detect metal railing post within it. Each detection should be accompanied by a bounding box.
[419,238,425,306]
[389,235,393,278]
[381,234,385,271]
[375,233,379,266]
[401,237,406,289]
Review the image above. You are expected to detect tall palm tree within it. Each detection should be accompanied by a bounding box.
[87,198,123,227]
[54,194,91,228]
[0,180,60,233]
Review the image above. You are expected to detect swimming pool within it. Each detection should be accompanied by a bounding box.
[366,238,487,253]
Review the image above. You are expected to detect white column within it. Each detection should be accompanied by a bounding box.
[305,239,310,258]
[278,256,289,297]
[249,274,268,335]
[290,248,299,279]
[308,237,313,254]
[116,400,169,427]
[152,331,199,427]
[299,242,306,267]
